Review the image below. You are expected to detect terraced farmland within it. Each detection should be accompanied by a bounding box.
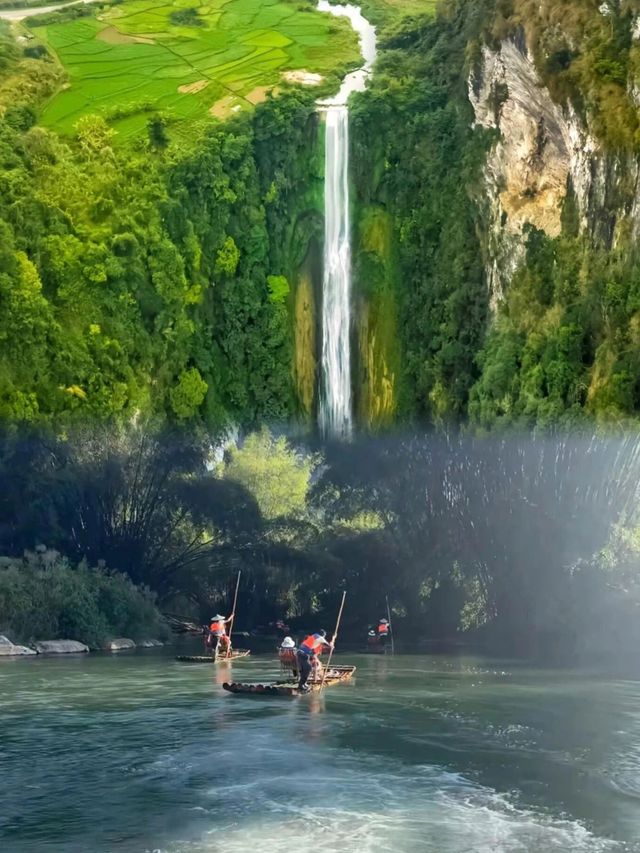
[29,0,360,140]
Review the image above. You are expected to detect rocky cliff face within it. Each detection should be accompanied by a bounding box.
[468,22,640,304]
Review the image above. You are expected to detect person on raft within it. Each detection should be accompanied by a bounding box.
[278,636,298,675]
[206,613,234,656]
[377,618,391,647]
[296,630,333,693]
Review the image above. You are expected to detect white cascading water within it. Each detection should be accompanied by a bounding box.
[316,2,376,439]
[319,106,352,438]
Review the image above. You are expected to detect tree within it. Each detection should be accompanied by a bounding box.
[0,426,263,595]
[170,368,208,420]
[317,431,640,647]
[222,428,317,520]
[266,274,289,303]
[74,114,115,156]
[214,236,240,277]
[148,115,168,149]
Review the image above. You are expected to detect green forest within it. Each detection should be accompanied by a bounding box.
[2,0,640,429]
[0,0,638,430]
[0,23,321,427]
[2,425,640,660]
[2,0,640,656]
[4,4,640,848]
[350,0,640,428]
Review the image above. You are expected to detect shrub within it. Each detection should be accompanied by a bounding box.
[169,8,203,27]
[169,367,208,419]
[24,44,48,60]
[0,551,169,647]
[4,104,36,131]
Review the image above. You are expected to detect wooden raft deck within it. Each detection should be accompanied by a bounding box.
[222,664,356,696]
[176,649,251,663]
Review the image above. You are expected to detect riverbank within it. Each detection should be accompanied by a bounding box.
[0,634,168,656]
[0,551,170,652]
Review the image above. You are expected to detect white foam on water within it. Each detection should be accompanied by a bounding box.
[158,756,621,853]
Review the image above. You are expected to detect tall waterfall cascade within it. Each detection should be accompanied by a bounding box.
[316,2,376,439]
[319,106,352,438]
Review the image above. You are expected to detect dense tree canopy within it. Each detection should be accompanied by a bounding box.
[350,0,640,428]
[2,0,640,663]
[0,30,318,429]
[2,425,640,661]
[3,1,640,429]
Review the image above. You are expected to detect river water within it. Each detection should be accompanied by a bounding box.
[2,651,640,852]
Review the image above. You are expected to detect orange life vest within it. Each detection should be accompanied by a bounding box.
[210,620,226,636]
[378,623,389,635]
[300,633,324,655]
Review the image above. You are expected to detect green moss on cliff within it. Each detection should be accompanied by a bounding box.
[354,206,399,427]
[293,248,319,419]
[351,3,491,425]
[470,228,640,429]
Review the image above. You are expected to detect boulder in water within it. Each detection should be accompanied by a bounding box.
[0,644,38,656]
[138,639,164,647]
[104,638,136,651]
[0,635,37,656]
[34,640,89,654]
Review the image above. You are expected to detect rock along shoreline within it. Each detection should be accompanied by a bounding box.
[0,634,166,656]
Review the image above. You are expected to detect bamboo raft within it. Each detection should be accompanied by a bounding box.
[176,649,251,663]
[222,664,356,696]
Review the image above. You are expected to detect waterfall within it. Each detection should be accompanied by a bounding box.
[319,106,352,439]
[316,2,376,439]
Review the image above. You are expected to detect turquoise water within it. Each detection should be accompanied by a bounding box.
[2,651,640,851]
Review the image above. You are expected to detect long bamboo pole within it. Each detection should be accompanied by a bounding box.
[386,594,395,656]
[319,591,346,694]
[226,570,241,658]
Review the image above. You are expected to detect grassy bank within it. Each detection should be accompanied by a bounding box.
[25,0,360,142]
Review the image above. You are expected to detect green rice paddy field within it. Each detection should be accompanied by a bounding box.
[28,0,361,140]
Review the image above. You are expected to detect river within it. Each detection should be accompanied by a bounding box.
[0,0,84,21]
[2,651,640,852]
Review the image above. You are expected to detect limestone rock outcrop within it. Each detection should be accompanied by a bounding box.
[34,640,89,654]
[0,635,37,656]
[104,638,136,651]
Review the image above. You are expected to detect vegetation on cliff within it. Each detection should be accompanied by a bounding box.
[351,0,640,428]
[351,1,491,424]
[0,11,325,429]
[470,228,640,428]
[468,0,640,428]
[4,0,640,431]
